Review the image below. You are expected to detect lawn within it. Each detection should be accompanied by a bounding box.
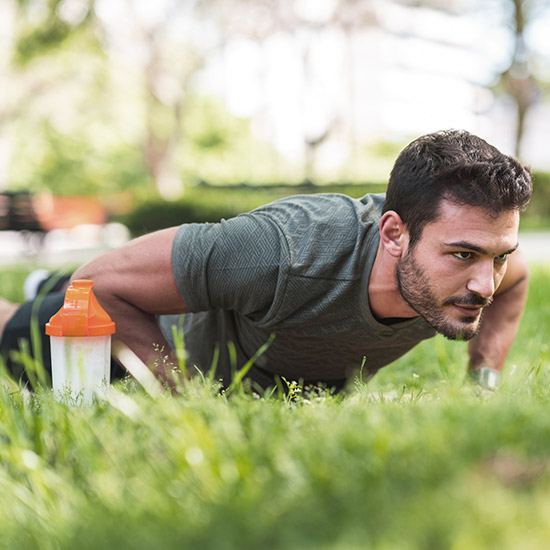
[0,265,549,549]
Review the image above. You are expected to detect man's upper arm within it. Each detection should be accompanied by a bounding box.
[73,226,189,316]
[171,214,285,319]
[467,245,530,377]
[496,248,529,295]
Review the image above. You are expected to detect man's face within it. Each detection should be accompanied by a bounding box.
[396,199,519,340]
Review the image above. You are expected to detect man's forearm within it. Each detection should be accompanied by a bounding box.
[102,295,177,380]
[468,275,528,373]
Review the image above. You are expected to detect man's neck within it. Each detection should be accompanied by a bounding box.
[368,242,418,321]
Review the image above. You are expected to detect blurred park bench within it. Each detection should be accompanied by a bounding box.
[0,191,128,260]
[0,191,43,233]
[0,191,45,253]
[0,191,110,234]
[32,193,108,231]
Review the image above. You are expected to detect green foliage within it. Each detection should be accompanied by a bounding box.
[14,0,96,66]
[119,189,250,235]
[521,171,550,230]
[180,95,302,186]
[16,17,74,63]
[9,122,149,196]
[36,125,148,196]
[0,267,31,303]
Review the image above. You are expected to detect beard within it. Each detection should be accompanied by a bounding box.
[395,249,492,341]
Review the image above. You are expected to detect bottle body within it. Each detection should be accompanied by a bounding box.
[45,279,115,404]
[50,334,111,403]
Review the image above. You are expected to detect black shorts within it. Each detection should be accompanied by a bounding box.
[0,293,125,383]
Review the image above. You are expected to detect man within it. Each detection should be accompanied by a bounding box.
[0,130,532,392]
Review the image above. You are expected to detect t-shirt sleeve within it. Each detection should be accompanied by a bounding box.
[171,213,287,321]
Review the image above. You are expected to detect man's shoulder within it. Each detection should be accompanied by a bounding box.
[250,192,385,229]
[246,193,383,271]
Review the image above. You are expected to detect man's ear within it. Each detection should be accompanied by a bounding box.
[379,211,408,257]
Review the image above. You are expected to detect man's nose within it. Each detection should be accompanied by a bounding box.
[466,261,496,298]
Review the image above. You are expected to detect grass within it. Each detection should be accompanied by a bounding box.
[0,265,549,549]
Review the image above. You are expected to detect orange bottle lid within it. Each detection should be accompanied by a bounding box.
[45,280,116,337]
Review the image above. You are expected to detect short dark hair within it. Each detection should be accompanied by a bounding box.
[382,129,532,248]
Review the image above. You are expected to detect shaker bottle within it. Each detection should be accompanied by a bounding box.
[45,280,115,403]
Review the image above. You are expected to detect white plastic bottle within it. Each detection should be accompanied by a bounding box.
[45,280,116,404]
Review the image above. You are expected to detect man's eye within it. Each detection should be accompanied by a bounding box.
[453,251,472,260]
[495,253,509,262]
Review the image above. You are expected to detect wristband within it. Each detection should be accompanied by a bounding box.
[469,366,501,390]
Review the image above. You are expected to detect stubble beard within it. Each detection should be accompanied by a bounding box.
[395,249,490,341]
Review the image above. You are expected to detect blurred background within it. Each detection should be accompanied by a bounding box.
[0,0,549,263]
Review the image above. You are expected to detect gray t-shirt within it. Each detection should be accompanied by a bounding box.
[161,193,435,389]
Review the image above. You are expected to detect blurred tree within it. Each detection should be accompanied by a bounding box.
[0,0,104,191]
[4,0,291,197]
[97,0,212,198]
[205,0,380,181]
[180,94,294,185]
[398,0,550,159]
[8,0,219,197]
[7,0,548,198]
[494,0,548,158]
[10,0,289,197]
[5,0,151,195]
[13,0,97,65]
